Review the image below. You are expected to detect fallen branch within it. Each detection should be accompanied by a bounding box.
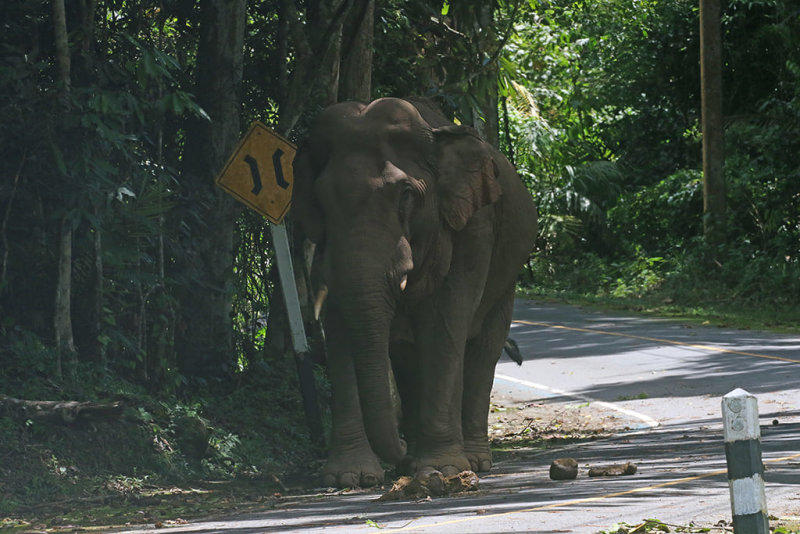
[0,394,123,424]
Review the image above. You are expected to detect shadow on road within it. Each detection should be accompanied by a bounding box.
[115,421,800,533]
[505,302,800,404]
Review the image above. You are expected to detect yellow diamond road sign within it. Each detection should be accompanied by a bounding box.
[216,122,295,224]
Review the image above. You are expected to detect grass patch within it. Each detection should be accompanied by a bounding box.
[521,285,800,334]
[616,393,649,401]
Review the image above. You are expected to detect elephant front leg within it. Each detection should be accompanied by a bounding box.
[322,307,385,488]
[412,339,473,477]
[462,286,516,472]
[410,227,495,478]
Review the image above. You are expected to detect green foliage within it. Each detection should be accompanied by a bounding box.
[231,210,275,369]
[0,350,321,514]
[0,412,170,514]
[374,0,518,130]
[0,0,205,389]
[512,0,800,321]
[609,170,703,257]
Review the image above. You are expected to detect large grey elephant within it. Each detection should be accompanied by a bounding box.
[292,97,538,487]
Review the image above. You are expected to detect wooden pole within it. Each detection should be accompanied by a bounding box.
[722,388,769,533]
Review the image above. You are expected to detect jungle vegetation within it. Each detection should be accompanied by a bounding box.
[1,0,798,517]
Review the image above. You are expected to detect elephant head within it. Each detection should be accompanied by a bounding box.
[291,97,503,464]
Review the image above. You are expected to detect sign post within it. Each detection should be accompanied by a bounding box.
[216,122,322,447]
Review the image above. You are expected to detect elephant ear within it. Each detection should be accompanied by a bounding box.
[434,125,502,231]
[291,142,325,243]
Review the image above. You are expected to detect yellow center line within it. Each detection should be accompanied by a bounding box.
[386,452,800,532]
[512,319,800,364]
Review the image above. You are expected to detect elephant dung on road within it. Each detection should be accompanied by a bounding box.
[292,97,538,488]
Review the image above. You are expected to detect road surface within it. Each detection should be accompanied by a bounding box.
[117,300,800,533]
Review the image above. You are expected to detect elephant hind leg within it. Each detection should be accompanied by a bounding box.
[461,286,516,473]
[390,340,421,470]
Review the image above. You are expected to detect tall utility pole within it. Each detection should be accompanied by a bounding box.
[700,0,726,247]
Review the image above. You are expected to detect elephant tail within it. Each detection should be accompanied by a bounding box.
[503,338,523,366]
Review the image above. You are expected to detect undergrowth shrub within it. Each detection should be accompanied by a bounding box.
[608,169,703,258]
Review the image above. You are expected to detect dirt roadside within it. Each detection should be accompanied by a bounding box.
[488,389,637,444]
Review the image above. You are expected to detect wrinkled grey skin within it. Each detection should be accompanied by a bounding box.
[292,97,538,487]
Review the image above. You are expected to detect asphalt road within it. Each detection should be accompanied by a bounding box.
[117,300,800,533]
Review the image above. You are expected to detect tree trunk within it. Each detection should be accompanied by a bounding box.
[1,152,26,290]
[700,0,726,246]
[54,216,76,380]
[177,0,246,377]
[472,4,500,149]
[277,0,351,134]
[339,0,374,102]
[51,0,76,380]
[93,207,105,368]
[51,0,70,96]
[472,74,500,149]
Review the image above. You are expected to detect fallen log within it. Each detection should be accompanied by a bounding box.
[0,394,123,424]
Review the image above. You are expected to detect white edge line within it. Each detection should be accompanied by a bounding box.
[495,373,660,428]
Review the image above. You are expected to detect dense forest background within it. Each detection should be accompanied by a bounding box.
[1,0,798,513]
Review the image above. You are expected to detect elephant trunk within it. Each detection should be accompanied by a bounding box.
[330,260,407,465]
[351,316,407,464]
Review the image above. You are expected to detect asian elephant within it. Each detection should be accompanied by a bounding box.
[291,97,538,488]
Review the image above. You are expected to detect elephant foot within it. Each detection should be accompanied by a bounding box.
[464,439,492,473]
[322,448,385,488]
[407,445,472,479]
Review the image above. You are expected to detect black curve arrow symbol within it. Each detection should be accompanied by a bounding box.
[243,155,262,195]
[272,149,290,190]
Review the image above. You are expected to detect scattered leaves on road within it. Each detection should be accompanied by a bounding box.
[599,518,718,533]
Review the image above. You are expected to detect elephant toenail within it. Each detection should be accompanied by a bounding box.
[440,465,460,477]
[361,473,379,487]
[339,472,359,488]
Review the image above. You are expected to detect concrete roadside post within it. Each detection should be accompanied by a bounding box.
[722,388,769,534]
[216,123,323,448]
